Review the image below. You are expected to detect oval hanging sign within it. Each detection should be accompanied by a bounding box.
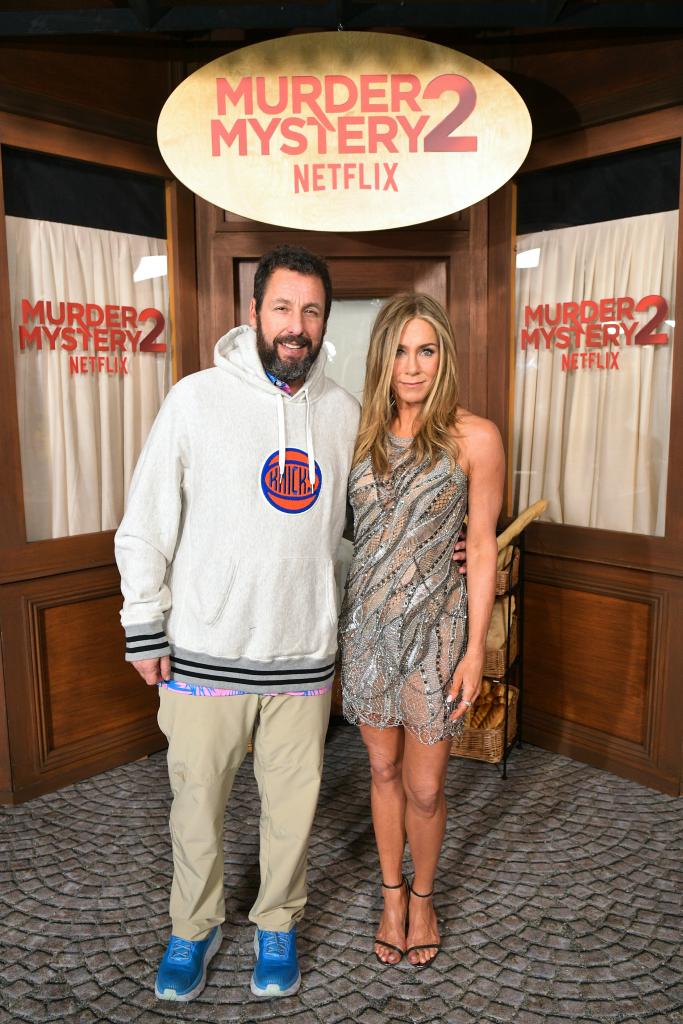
[157,32,532,232]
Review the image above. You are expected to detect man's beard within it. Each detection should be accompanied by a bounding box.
[255,317,322,383]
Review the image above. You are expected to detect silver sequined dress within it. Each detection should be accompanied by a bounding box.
[339,434,468,744]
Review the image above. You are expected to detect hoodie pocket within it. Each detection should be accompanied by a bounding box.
[192,559,238,627]
[209,555,338,659]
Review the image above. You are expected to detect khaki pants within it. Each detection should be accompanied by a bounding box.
[157,687,332,941]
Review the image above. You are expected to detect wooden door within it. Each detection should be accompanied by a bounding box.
[488,109,683,795]
[0,114,198,802]
[195,200,492,415]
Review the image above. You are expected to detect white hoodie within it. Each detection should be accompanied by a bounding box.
[115,325,360,693]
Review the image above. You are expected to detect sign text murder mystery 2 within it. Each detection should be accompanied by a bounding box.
[210,72,477,194]
[156,34,532,232]
[520,294,671,371]
[17,299,166,376]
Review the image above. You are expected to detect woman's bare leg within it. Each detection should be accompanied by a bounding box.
[402,730,453,965]
[359,724,408,963]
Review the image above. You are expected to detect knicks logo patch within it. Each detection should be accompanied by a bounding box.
[260,448,323,514]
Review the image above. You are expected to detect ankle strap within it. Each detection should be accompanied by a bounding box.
[381,874,406,890]
[410,883,434,898]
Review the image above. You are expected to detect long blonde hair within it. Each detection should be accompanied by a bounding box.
[353,293,460,475]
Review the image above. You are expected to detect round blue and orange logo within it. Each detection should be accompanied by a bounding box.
[260,448,323,514]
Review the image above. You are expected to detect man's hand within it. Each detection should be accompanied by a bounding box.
[452,525,467,574]
[131,656,172,686]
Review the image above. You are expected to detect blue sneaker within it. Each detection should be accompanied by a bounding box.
[250,927,301,998]
[154,926,222,1001]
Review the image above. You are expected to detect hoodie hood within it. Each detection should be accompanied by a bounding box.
[214,324,328,486]
[214,324,328,401]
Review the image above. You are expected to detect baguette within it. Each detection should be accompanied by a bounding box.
[472,700,493,728]
[480,704,506,730]
[496,499,549,552]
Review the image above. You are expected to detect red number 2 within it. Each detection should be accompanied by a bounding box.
[634,294,669,345]
[138,307,167,353]
[423,74,477,153]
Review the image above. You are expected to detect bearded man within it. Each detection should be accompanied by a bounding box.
[115,245,360,1001]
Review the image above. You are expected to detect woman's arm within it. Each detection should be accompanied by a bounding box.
[448,418,505,720]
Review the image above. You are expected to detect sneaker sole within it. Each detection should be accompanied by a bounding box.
[250,974,301,999]
[250,931,301,999]
[155,927,222,1002]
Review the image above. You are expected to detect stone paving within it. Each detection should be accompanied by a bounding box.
[1,722,682,1024]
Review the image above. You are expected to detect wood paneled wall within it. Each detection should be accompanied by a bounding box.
[0,47,186,803]
[520,560,683,795]
[0,28,681,799]
[486,104,683,796]
[0,568,161,803]
[0,38,173,142]
[474,31,681,138]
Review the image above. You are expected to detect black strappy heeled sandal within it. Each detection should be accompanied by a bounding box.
[374,875,408,965]
[406,882,441,967]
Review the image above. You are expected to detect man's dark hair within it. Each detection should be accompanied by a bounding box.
[253,244,332,322]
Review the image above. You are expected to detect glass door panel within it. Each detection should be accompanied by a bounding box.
[3,146,172,541]
[512,140,679,537]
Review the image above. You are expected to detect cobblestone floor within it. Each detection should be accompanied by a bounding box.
[1,722,682,1024]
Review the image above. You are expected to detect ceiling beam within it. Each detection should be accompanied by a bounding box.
[152,2,340,31]
[0,1,680,36]
[346,1,683,28]
[127,0,165,31]
[0,9,142,35]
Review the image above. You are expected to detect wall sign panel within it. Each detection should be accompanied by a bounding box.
[157,32,532,231]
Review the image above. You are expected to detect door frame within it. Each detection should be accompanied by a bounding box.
[486,106,683,794]
[0,111,198,584]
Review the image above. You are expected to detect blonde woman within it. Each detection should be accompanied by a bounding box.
[339,294,504,967]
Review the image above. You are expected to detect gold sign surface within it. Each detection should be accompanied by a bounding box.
[157,33,532,231]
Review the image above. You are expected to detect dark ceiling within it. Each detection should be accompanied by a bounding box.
[0,1,682,36]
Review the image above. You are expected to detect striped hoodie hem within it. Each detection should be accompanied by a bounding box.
[124,621,171,661]
[124,630,336,695]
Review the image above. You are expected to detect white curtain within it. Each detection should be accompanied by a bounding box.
[7,217,171,541]
[513,210,677,536]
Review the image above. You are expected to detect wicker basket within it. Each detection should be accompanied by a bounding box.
[451,684,519,763]
[484,612,517,678]
[495,547,520,595]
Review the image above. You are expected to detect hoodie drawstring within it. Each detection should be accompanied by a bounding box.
[276,387,315,487]
[277,392,286,478]
[303,388,316,487]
